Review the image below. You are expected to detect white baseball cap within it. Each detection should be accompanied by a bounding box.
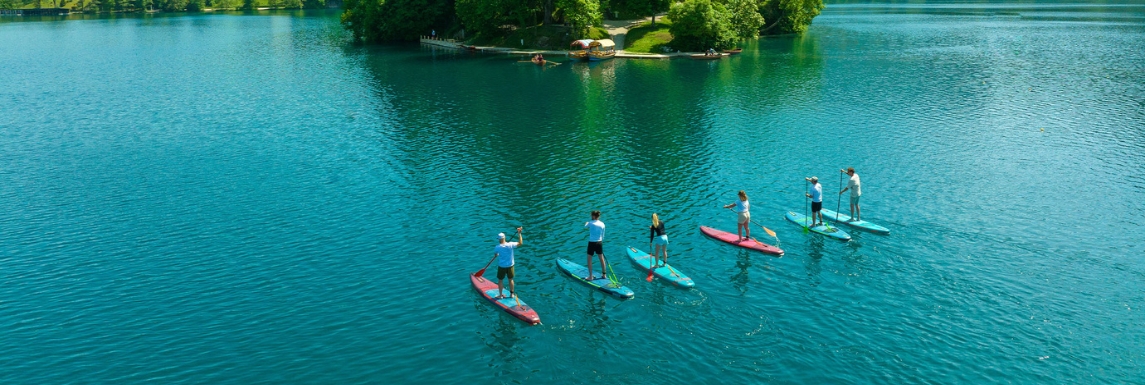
[497,233,505,240]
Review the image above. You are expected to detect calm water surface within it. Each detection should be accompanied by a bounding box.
[2,4,1144,384]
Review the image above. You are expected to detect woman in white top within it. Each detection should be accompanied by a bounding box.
[723,190,751,241]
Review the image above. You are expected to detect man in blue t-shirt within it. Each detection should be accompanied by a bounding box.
[805,176,824,227]
[493,227,524,299]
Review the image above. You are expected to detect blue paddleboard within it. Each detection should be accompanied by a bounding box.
[626,246,694,288]
[556,258,635,299]
[820,208,890,234]
[785,211,852,241]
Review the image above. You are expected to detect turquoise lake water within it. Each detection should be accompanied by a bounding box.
[2,3,1144,383]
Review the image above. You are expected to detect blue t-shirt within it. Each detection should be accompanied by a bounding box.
[494,242,518,268]
[734,199,750,213]
[810,183,822,203]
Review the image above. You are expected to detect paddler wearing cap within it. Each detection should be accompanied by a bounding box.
[805,176,824,227]
[493,227,524,299]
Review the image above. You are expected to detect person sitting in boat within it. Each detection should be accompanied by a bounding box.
[707,48,716,56]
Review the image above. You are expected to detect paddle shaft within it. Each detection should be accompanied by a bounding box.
[475,255,496,276]
[836,171,844,222]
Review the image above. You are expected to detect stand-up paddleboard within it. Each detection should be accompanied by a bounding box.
[470,273,541,325]
[699,226,784,256]
[785,212,852,241]
[626,246,694,288]
[819,209,890,234]
[556,258,635,299]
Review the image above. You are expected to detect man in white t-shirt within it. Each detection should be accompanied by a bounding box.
[493,227,524,299]
[585,210,606,280]
[805,176,824,227]
[839,167,862,221]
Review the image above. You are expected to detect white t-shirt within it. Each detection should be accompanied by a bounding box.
[734,199,750,213]
[848,174,862,197]
[810,183,822,203]
[585,220,606,242]
[494,242,518,268]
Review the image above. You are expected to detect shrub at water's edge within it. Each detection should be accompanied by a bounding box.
[667,0,734,51]
[759,0,825,35]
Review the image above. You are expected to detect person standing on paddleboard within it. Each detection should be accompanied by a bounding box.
[723,190,751,241]
[805,177,824,227]
[839,167,861,221]
[494,227,524,299]
[649,213,669,268]
[585,210,607,280]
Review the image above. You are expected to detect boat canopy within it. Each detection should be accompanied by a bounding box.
[570,39,594,49]
[590,39,616,49]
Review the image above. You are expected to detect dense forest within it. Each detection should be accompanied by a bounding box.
[0,0,326,12]
[341,0,825,50]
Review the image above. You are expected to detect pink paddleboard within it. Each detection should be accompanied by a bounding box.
[700,226,784,256]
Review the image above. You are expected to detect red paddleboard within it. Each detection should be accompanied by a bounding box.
[700,226,784,256]
[471,273,541,325]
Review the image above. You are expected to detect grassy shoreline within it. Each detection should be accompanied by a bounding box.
[623,18,673,53]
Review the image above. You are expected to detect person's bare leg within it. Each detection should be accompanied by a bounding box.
[598,254,608,280]
[586,254,594,280]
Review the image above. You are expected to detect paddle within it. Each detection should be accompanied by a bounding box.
[836,170,844,223]
[474,255,497,277]
[803,180,810,233]
[643,246,654,282]
[603,254,621,288]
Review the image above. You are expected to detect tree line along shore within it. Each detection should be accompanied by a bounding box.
[343,0,825,52]
[0,0,329,13]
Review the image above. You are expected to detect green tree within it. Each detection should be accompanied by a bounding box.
[301,0,322,8]
[0,0,21,9]
[557,0,601,38]
[343,0,452,42]
[278,0,300,7]
[186,0,202,10]
[667,0,734,51]
[725,0,764,41]
[241,0,254,10]
[160,0,185,11]
[758,0,823,35]
[213,0,235,9]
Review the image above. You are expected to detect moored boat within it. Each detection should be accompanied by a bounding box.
[690,53,727,60]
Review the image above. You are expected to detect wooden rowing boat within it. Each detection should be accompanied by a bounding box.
[690,53,727,60]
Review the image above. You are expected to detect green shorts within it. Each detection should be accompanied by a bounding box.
[497,266,515,280]
[850,195,861,206]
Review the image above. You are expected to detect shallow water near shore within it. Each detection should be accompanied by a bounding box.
[2,3,1144,383]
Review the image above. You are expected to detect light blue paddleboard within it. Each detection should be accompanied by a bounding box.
[785,211,852,241]
[626,246,694,288]
[820,208,890,234]
[556,258,635,299]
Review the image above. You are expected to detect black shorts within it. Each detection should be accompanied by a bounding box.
[497,266,515,280]
[811,201,822,212]
[586,241,603,255]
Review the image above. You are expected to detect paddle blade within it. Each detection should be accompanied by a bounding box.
[646,270,654,282]
[764,227,776,238]
[474,268,487,276]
